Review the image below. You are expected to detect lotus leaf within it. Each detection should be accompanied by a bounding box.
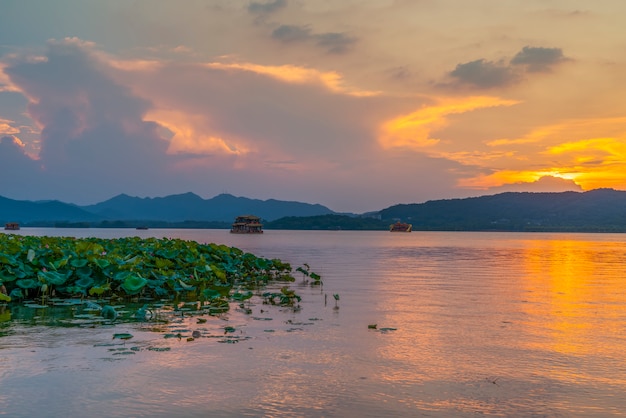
[231,291,253,301]
[27,249,35,262]
[0,269,17,282]
[9,288,23,299]
[70,258,89,268]
[52,257,70,270]
[0,292,10,302]
[121,274,147,295]
[16,278,38,289]
[114,271,134,282]
[177,280,196,291]
[94,258,110,269]
[202,288,222,300]
[0,252,17,265]
[155,258,173,269]
[310,272,322,284]
[75,276,94,289]
[101,305,118,320]
[155,249,178,259]
[38,269,69,286]
[88,284,110,296]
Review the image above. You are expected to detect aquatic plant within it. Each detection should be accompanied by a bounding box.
[0,234,298,314]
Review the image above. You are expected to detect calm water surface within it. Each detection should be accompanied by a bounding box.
[1,229,626,417]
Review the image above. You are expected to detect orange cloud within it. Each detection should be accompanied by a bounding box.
[204,62,380,97]
[379,96,519,149]
[0,119,20,135]
[145,109,247,156]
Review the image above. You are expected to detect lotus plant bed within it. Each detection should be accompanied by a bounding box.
[0,234,307,322]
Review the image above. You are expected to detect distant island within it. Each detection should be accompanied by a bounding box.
[2,189,626,232]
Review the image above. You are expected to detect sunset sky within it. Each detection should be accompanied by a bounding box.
[1,0,625,212]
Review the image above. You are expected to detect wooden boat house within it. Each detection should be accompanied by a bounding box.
[389,221,412,232]
[230,215,263,234]
[4,223,20,231]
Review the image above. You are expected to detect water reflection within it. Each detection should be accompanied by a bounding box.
[2,230,626,416]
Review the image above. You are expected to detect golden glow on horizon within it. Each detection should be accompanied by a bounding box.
[205,62,380,97]
[458,170,583,189]
[378,96,519,149]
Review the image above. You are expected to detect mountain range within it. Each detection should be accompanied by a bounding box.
[2,189,626,232]
[0,193,336,225]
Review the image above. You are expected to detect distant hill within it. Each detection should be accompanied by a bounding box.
[0,193,337,226]
[81,192,336,222]
[2,189,626,232]
[0,196,103,224]
[379,189,626,231]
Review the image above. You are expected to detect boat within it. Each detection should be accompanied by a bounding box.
[136,226,149,230]
[4,223,20,231]
[390,221,412,232]
[230,215,263,234]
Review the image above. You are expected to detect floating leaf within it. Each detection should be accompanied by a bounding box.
[121,274,147,295]
[101,305,118,321]
[112,333,134,340]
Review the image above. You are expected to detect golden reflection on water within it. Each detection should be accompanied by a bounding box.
[366,234,626,415]
[520,239,626,357]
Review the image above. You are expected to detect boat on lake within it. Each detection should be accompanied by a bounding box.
[4,223,20,231]
[230,215,263,234]
[390,221,412,232]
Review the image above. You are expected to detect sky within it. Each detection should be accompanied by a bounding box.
[1,0,625,213]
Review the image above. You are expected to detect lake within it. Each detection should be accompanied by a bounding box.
[1,228,626,417]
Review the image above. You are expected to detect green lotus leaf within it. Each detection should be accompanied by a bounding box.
[75,276,94,289]
[296,266,310,276]
[114,271,134,282]
[70,258,89,268]
[155,257,174,269]
[94,258,110,269]
[88,284,110,296]
[16,278,38,289]
[255,258,270,270]
[9,288,23,299]
[0,269,17,282]
[178,280,196,291]
[121,274,147,295]
[310,272,322,283]
[0,292,10,302]
[155,249,178,259]
[231,290,253,301]
[52,256,71,270]
[38,269,69,286]
[101,305,118,320]
[202,288,222,301]
[210,265,227,280]
[27,249,36,262]
[113,333,133,340]
[0,252,17,266]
